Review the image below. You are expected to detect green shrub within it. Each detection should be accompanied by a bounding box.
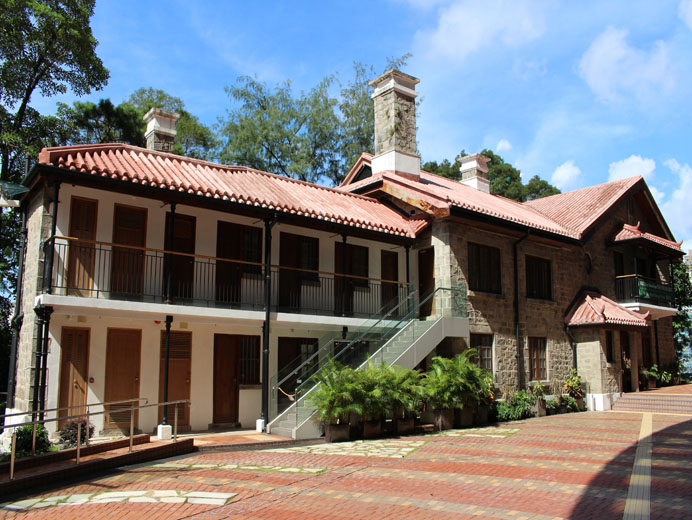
[309,360,360,424]
[14,424,52,457]
[545,398,559,411]
[563,369,585,399]
[562,395,579,412]
[58,419,94,448]
[423,351,491,410]
[496,390,534,421]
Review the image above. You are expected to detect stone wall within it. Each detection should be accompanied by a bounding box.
[13,183,55,411]
[373,89,417,156]
[656,316,676,368]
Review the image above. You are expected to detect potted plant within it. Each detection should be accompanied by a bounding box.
[309,360,358,442]
[422,357,457,431]
[386,366,423,436]
[358,363,387,439]
[474,374,495,425]
[641,364,671,389]
[450,351,481,428]
[529,382,547,417]
[563,370,586,411]
[545,398,559,415]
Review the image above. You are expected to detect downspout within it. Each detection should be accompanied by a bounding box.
[260,215,276,429]
[38,306,53,417]
[513,231,529,390]
[7,203,28,407]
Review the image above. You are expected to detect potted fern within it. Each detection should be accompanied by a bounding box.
[387,366,423,436]
[358,363,387,439]
[529,382,546,417]
[422,357,457,431]
[563,369,586,411]
[309,360,358,442]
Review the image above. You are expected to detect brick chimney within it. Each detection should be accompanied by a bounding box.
[459,154,491,193]
[370,70,420,181]
[143,108,180,152]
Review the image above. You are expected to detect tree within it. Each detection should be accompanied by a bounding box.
[127,88,218,160]
[672,260,692,373]
[423,149,560,202]
[0,0,108,396]
[55,99,145,146]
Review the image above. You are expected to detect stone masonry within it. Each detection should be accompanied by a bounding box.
[370,71,418,157]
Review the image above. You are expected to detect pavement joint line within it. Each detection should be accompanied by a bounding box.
[623,412,652,520]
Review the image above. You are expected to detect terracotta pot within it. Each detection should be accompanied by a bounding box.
[434,408,454,431]
[647,378,657,390]
[454,406,474,428]
[325,423,350,443]
[349,413,362,440]
[395,417,415,436]
[576,397,586,412]
[363,419,382,439]
[474,404,489,425]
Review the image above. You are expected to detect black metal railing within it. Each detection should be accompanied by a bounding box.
[615,275,674,308]
[50,237,410,318]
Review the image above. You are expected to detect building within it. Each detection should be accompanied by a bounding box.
[5,71,683,438]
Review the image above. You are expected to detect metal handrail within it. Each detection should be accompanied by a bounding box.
[4,398,191,481]
[1,397,149,420]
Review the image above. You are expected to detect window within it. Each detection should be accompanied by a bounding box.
[605,330,615,364]
[239,336,260,384]
[526,255,552,300]
[528,337,547,380]
[471,334,493,372]
[468,242,502,294]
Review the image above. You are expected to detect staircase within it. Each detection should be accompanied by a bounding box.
[268,287,469,439]
[612,392,692,415]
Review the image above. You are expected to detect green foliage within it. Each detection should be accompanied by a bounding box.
[422,158,461,179]
[375,364,423,419]
[308,360,360,424]
[525,175,561,200]
[563,369,585,399]
[14,424,52,457]
[528,382,545,402]
[55,99,145,146]
[496,390,534,421]
[561,395,579,412]
[422,351,491,410]
[58,419,94,447]
[545,398,559,411]
[672,261,692,370]
[640,364,672,385]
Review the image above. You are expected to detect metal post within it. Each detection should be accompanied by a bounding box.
[32,423,36,456]
[260,217,275,427]
[405,244,410,284]
[173,404,178,442]
[38,306,53,417]
[10,432,16,480]
[129,408,134,453]
[76,421,81,464]
[32,306,45,415]
[162,315,173,425]
[41,181,61,294]
[341,233,347,316]
[86,408,90,447]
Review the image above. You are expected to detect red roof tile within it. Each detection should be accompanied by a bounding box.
[524,176,642,235]
[565,291,649,328]
[613,223,682,252]
[38,144,418,238]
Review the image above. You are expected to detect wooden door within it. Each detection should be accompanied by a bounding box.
[158,331,191,426]
[216,221,243,305]
[58,328,90,428]
[111,205,147,297]
[213,334,241,424]
[334,242,354,315]
[67,197,98,295]
[277,337,318,410]
[418,247,434,317]
[279,232,301,310]
[104,329,141,429]
[381,250,399,314]
[164,213,196,302]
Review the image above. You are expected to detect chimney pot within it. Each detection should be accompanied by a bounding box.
[143,108,180,152]
[459,154,491,193]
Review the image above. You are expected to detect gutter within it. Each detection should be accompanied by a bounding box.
[513,230,530,390]
[565,324,578,370]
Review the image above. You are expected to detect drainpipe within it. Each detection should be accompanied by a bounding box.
[565,324,578,370]
[513,231,529,390]
[260,215,276,429]
[7,203,28,407]
[38,306,53,418]
[162,315,173,425]
[41,181,60,294]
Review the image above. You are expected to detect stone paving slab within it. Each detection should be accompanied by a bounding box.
[0,411,690,519]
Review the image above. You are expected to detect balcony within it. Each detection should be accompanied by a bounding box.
[48,237,411,319]
[615,274,674,309]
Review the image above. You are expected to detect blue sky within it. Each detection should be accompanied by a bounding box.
[32,0,692,246]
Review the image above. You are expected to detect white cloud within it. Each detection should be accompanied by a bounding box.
[414,0,548,66]
[680,0,692,30]
[579,27,674,103]
[648,186,665,205]
[551,160,582,191]
[496,139,512,152]
[608,155,656,182]
[661,159,692,247]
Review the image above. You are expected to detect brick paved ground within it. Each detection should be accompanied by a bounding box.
[1,411,690,519]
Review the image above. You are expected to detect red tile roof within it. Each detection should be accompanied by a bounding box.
[565,291,649,328]
[614,223,682,252]
[524,176,642,235]
[38,144,419,238]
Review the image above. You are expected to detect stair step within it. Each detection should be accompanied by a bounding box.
[270,427,294,438]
